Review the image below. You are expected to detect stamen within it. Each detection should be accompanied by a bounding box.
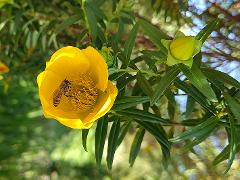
[66,73,98,112]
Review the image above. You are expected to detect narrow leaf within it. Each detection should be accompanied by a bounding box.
[107,119,120,169]
[225,94,240,122]
[85,3,98,42]
[174,79,212,111]
[136,121,171,161]
[136,72,153,97]
[181,118,203,126]
[56,14,82,34]
[139,19,168,53]
[129,128,145,167]
[123,23,139,67]
[213,144,240,166]
[185,96,195,118]
[116,109,169,124]
[183,127,216,149]
[196,19,220,43]
[109,71,126,81]
[82,129,89,152]
[117,121,131,147]
[213,145,230,166]
[151,65,180,105]
[95,117,108,166]
[179,64,217,102]
[170,116,219,142]
[113,96,150,111]
[88,2,107,20]
[224,116,237,173]
[202,68,240,89]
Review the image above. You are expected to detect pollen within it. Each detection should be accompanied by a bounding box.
[67,73,98,112]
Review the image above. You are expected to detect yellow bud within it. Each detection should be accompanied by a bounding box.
[170,37,196,61]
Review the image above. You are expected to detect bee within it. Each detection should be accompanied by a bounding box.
[53,79,72,107]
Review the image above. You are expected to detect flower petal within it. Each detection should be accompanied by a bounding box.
[43,109,92,129]
[83,81,118,126]
[46,46,90,80]
[82,46,108,91]
[37,70,81,119]
[170,37,196,60]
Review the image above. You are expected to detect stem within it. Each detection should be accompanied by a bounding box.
[81,0,89,32]
[113,68,160,77]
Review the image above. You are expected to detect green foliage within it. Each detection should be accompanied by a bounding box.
[1,0,240,178]
[151,65,180,105]
[129,128,145,167]
[107,118,120,169]
[95,117,108,166]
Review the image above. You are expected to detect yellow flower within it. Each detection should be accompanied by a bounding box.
[162,31,202,68]
[0,61,9,74]
[37,46,118,129]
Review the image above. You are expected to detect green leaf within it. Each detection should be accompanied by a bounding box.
[213,145,230,166]
[95,117,108,166]
[170,116,219,142]
[117,74,136,91]
[129,128,145,167]
[107,119,120,169]
[179,64,217,102]
[31,30,39,49]
[123,23,139,67]
[181,118,203,126]
[151,65,180,105]
[109,71,126,81]
[136,72,153,97]
[139,19,168,53]
[185,96,195,118]
[141,50,167,61]
[85,3,98,42]
[136,121,171,161]
[196,19,220,43]
[117,121,131,147]
[165,90,176,120]
[116,109,169,124]
[213,144,240,166]
[55,14,82,34]
[87,2,107,20]
[174,79,212,111]
[202,68,240,89]
[183,127,215,149]
[225,94,240,122]
[224,116,237,173]
[113,96,150,111]
[82,129,89,152]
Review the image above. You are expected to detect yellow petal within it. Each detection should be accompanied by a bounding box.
[83,81,118,126]
[82,46,108,92]
[37,70,81,119]
[42,109,91,129]
[0,62,9,74]
[46,46,90,80]
[170,37,196,60]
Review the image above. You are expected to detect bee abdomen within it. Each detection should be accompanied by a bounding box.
[53,90,62,107]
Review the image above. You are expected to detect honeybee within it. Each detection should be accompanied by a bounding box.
[53,79,72,107]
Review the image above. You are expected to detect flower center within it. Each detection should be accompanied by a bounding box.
[66,73,98,112]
